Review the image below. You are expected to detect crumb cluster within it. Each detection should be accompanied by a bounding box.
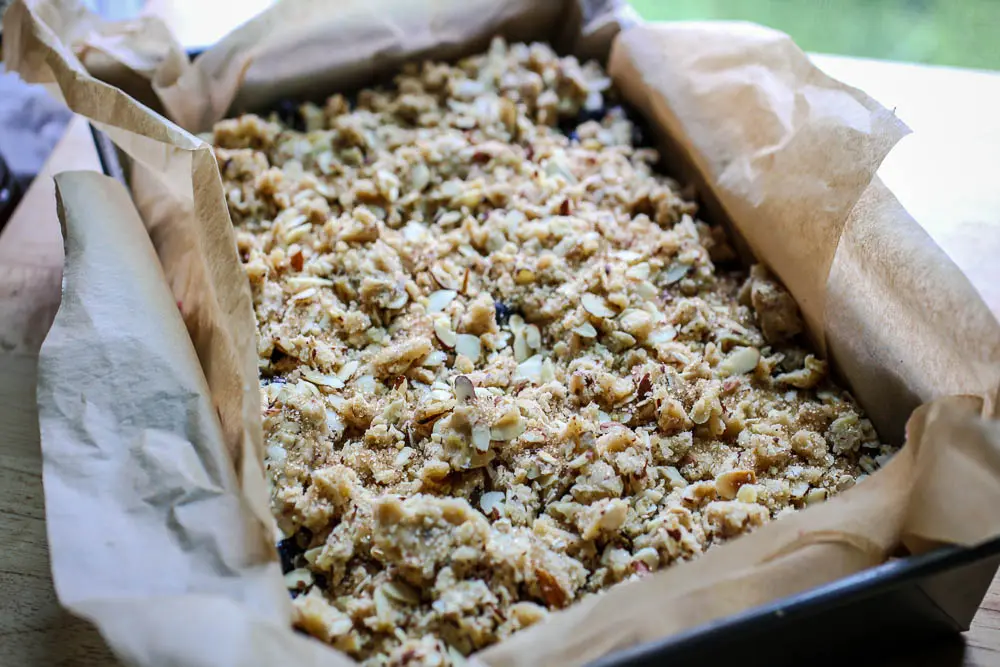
[211,37,894,666]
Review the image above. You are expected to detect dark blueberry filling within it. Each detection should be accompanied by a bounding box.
[494,300,514,326]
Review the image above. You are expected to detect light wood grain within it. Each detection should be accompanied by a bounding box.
[0,74,997,667]
[0,115,122,666]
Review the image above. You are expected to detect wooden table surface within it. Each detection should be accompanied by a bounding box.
[1,58,998,665]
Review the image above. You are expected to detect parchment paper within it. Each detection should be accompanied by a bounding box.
[5,0,1000,665]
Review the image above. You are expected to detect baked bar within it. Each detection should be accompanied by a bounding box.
[211,37,895,666]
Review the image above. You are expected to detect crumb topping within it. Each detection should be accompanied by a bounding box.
[213,37,895,666]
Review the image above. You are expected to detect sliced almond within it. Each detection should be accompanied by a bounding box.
[480,491,505,516]
[454,375,476,402]
[521,430,546,445]
[287,276,334,290]
[804,487,828,505]
[720,346,760,376]
[455,334,482,361]
[664,466,687,489]
[427,289,458,313]
[540,357,556,383]
[525,324,542,349]
[355,374,377,395]
[288,287,317,303]
[472,424,492,452]
[581,293,616,319]
[647,326,677,344]
[491,409,526,441]
[301,368,345,389]
[383,290,409,310]
[336,360,359,382]
[625,262,650,281]
[514,354,544,383]
[790,481,810,499]
[662,263,690,285]
[421,350,448,367]
[572,322,598,338]
[430,263,460,290]
[508,314,526,334]
[618,309,653,339]
[381,581,420,605]
[513,330,530,362]
[632,547,660,569]
[636,280,658,300]
[433,317,457,348]
[394,447,415,467]
[284,568,313,590]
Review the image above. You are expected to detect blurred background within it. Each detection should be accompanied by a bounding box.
[1,0,997,68]
[61,0,1000,70]
[631,0,1000,70]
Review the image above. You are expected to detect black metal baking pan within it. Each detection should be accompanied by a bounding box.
[88,105,1000,665]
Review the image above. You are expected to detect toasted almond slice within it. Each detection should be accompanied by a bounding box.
[421,350,448,367]
[664,466,687,489]
[804,487,828,505]
[455,334,482,361]
[381,581,420,605]
[454,375,476,402]
[662,263,690,285]
[632,547,660,569]
[434,317,457,348]
[394,447,415,467]
[336,360,359,382]
[513,330,529,362]
[491,409,526,441]
[581,293,616,318]
[525,324,542,349]
[430,264,460,290]
[301,368,345,389]
[427,289,457,313]
[720,346,760,376]
[287,276,334,290]
[472,424,492,452]
[540,358,556,383]
[625,262,650,281]
[480,491,505,516]
[514,354,544,383]
[647,326,677,344]
[383,290,409,309]
[284,568,313,590]
[572,322,598,338]
[355,374,377,394]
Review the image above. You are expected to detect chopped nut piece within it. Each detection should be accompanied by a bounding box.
[714,470,757,500]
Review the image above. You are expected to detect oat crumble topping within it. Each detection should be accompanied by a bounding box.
[211,37,895,666]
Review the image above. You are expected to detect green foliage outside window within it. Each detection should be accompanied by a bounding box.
[630,0,999,70]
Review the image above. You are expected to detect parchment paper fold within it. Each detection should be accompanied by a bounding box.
[5,0,1000,665]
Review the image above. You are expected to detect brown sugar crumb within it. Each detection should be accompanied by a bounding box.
[215,37,896,666]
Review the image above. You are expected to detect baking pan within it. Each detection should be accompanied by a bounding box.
[89,90,1000,663]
